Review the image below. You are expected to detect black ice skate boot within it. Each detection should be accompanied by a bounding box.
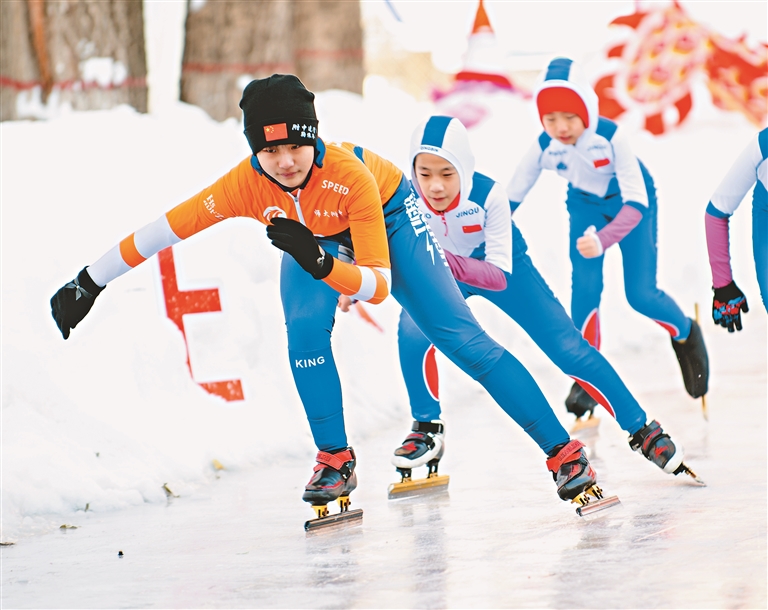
[391,420,445,473]
[671,318,709,398]
[628,420,685,474]
[302,447,358,518]
[565,382,598,418]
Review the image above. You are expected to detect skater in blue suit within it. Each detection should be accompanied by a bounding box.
[506,57,709,415]
[383,115,697,484]
[705,127,768,329]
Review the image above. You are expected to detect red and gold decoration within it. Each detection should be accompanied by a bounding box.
[594,1,767,135]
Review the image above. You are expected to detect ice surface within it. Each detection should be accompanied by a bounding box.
[2,331,765,608]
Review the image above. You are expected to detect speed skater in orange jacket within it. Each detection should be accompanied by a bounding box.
[51,75,599,507]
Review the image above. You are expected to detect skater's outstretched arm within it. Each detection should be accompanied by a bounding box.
[705,128,768,328]
[50,146,397,339]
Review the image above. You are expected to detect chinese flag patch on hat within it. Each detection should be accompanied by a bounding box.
[264,123,288,141]
[240,74,318,153]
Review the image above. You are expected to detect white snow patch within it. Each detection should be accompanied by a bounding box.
[80,57,128,87]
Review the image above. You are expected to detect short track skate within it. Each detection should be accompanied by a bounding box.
[303,448,363,531]
[571,484,621,517]
[628,421,707,486]
[304,495,363,531]
[547,440,621,517]
[388,458,450,499]
[673,462,706,486]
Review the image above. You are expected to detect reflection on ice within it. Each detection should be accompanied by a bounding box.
[389,494,449,609]
[305,526,363,592]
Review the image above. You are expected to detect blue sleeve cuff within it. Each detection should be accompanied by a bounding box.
[625,200,648,215]
[509,200,522,213]
[706,201,731,218]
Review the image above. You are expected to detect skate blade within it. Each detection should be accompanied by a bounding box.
[677,463,707,486]
[693,304,709,422]
[570,415,600,436]
[304,508,363,532]
[387,474,450,500]
[575,495,621,518]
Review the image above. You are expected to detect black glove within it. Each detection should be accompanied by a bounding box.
[51,267,105,339]
[266,217,334,280]
[712,280,749,332]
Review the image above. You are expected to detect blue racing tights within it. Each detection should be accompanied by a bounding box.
[280,178,570,454]
[398,222,648,435]
[566,163,691,346]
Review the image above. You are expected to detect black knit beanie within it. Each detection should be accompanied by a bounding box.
[239,74,319,154]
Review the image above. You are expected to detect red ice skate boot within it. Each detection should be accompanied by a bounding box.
[628,420,684,474]
[547,441,621,516]
[546,440,597,502]
[302,447,358,518]
[628,420,704,484]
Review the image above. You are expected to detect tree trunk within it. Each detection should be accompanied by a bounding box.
[0,0,147,121]
[180,0,365,122]
[180,0,294,123]
[292,0,363,95]
[0,1,38,121]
